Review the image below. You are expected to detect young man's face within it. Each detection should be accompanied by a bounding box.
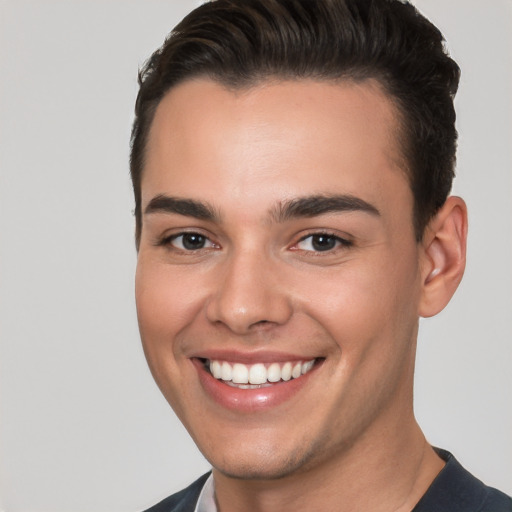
[136,78,425,479]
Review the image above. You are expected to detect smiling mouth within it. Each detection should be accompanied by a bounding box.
[202,358,320,389]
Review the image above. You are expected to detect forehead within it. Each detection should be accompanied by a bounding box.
[142,78,410,218]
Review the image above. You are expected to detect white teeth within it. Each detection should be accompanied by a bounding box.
[267,362,281,383]
[248,363,267,385]
[232,363,249,384]
[291,362,302,379]
[221,361,232,381]
[207,358,317,386]
[281,362,292,381]
[211,360,222,379]
[302,360,314,374]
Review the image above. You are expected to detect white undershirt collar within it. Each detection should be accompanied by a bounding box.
[194,473,217,512]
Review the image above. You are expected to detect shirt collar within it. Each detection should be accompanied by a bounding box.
[195,473,217,512]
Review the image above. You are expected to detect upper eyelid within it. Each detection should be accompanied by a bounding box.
[290,231,354,253]
[298,231,347,241]
[173,233,216,248]
[155,230,216,248]
[158,227,215,240]
[295,230,352,244]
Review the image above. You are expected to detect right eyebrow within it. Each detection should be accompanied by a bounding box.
[143,194,219,221]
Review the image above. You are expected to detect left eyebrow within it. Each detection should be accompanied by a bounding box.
[271,194,381,223]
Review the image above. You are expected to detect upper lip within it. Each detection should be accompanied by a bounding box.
[190,349,322,365]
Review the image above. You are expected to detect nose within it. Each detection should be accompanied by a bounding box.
[205,249,293,334]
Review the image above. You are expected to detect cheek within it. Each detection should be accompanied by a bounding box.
[135,260,204,340]
[135,262,203,412]
[302,250,420,355]
[135,261,194,390]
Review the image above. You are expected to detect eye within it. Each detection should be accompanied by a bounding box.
[167,232,216,251]
[295,233,351,252]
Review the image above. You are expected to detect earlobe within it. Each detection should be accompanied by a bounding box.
[419,196,468,318]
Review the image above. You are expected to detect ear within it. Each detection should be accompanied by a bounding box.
[418,196,468,318]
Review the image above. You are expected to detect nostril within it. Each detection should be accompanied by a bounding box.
[249,319,274,330]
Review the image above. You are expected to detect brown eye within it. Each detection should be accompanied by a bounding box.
[296,233,351,252]
[170,233,214,250]
[310,234,337,251]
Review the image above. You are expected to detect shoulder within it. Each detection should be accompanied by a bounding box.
[142,473,211,512]
[481,488,512,512]
[413,449,512,512]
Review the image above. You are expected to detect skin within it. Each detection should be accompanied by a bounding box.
[135,78,467,511]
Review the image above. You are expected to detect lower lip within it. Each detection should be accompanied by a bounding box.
[193,359,318,413]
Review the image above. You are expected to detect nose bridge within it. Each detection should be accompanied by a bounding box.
[206,244,292,333]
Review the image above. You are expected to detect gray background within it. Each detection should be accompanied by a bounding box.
[0,1,510,510]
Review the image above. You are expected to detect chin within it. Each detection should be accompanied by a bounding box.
[213,457,305,481]
[204,436,330,482]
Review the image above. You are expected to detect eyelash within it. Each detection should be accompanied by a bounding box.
[157,232,218,251]
[157,231,353,254]
[293,232,353,253]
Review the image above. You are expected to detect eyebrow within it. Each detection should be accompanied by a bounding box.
[271,194,380,222]
[144,195,219,221]
[143,193,380,223]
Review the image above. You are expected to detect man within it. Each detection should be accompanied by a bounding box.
[130,0,511,510]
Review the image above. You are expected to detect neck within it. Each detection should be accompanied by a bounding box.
[212,420,444,512]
